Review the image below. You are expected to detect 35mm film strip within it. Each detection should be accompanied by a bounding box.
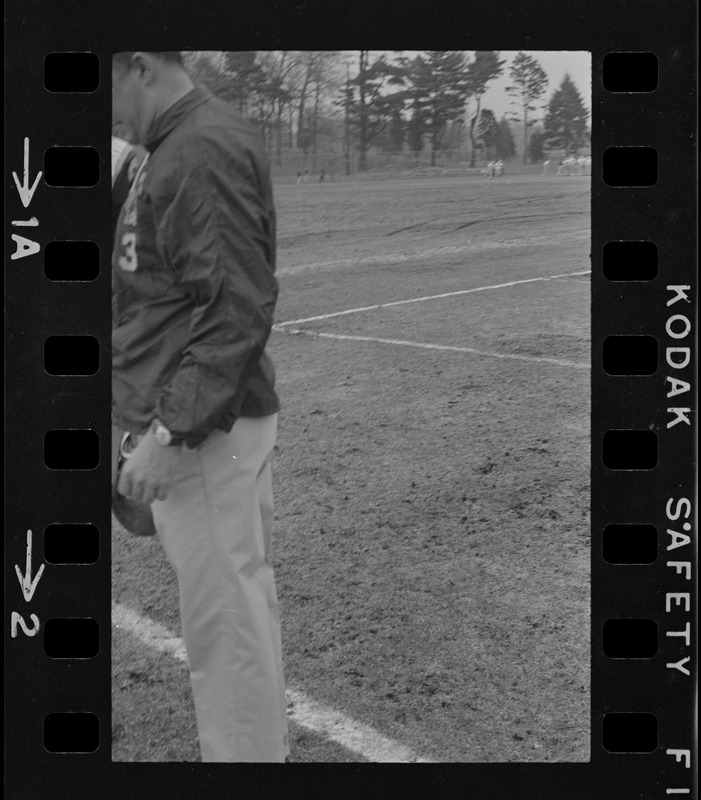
[5,0,696,796]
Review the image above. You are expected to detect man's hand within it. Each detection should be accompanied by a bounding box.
[117,428,183,504]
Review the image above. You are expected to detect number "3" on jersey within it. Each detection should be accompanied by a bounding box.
[118,232,138,272]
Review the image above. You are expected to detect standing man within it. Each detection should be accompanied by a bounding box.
[111,51,288,762]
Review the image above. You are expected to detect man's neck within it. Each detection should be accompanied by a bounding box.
[139,72,195,144]
[153,73,196,121]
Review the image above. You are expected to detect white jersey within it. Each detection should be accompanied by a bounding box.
[111,136,134,187]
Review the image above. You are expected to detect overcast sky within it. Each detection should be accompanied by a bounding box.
[481,51,591,121]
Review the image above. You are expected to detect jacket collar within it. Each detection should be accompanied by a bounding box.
[144,85,212,153]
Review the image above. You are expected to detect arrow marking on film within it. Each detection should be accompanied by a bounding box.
[12,138,43,208]
[15,530,45,602]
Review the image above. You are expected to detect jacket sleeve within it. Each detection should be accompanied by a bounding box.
[152,147,278,448]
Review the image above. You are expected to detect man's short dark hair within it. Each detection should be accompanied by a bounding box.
[113,52,183,69]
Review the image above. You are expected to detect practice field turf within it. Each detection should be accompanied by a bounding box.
[112,173,591,763]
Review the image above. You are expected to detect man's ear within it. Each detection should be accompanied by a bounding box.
[131,52,158,85]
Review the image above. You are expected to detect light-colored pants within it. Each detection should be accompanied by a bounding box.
[151,414,289,762]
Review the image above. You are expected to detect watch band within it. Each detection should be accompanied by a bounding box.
[151,418,174,446]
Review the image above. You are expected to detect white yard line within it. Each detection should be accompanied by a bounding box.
[112,602,432,764]
[552,276,591,285]
[284,690,432,763]
[275,327,590,370]
[275,270,592,327]
[113,602,188,662]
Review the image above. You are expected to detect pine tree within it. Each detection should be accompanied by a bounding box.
[221,52,269,115]
[466,51,506,166]
[387,105,406,152]
[403,52,470,166]
[407,96,427,159]
[506,52,548,164]
[495,116,516,160]
[476,108,499,159]
[528,127,547,163]
[349,52,406,170]
[543,74,590,155]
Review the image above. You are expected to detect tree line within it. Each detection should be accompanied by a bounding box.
[184,51,590,170]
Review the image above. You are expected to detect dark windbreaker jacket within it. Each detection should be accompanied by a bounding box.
[112,86,280,448]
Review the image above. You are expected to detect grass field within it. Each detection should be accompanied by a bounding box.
[112,172,591,763]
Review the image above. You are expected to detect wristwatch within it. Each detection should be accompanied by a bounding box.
[151,418,173,446]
